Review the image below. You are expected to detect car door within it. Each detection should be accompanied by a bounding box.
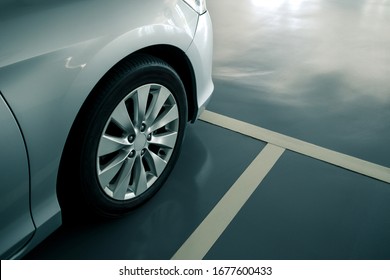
[0,94,34,259]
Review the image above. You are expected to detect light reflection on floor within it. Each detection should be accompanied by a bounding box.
[208,0,390,167]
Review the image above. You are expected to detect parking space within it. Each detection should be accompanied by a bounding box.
[25,110,390,260]
[205,150,390,260]
[25,0,390,260]
[24,121,265,259]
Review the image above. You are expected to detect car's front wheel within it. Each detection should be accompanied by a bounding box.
[58,55,187,218]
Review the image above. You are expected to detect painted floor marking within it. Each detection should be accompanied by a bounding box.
[171,144,285,260]
[200,110,390,184]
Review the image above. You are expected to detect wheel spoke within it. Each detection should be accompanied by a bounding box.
[135,85,150,124]
[98,152,128,187]
[98,163,121,187]
[112,158,135,200]
[146,87,170,126]
[149,105,178,132]
[111,100,135,133]
[99,149,129,179]
[134,156,148,195]
[150,131,177,149]
[145,150,167,177]
[98,135,128,157]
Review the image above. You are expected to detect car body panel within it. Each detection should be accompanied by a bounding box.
[0,94,34,259]
[187,12,214,118]
[0,0,213,259]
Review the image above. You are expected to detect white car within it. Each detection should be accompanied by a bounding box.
[0,0,213,259]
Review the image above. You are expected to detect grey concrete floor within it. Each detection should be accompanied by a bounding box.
[25,0,390,259]
[208,0,390,167]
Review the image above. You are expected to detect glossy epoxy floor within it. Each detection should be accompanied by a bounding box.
[25,0,390,259]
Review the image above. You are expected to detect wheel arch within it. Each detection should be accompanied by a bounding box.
[134,45,198,123]
[57,48,197,215]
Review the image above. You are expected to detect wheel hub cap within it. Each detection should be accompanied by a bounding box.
[133,132,147,151]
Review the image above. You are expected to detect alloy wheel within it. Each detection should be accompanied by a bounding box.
[96,83,179,200]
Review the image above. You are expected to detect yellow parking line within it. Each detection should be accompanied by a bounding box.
[173,110,389,260]
[171,144,285,260]
[200,110,390,184]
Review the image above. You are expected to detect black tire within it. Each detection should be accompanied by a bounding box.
[58,54,188,218]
